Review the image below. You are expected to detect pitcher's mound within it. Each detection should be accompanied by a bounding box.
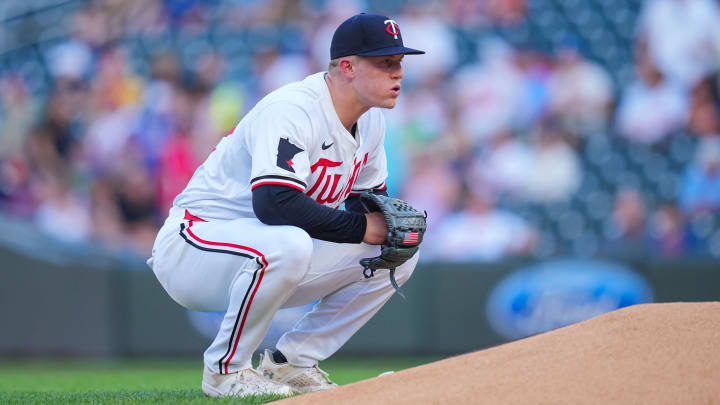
[278,302,720,404]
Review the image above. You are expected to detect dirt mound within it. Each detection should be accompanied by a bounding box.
[278,302,720,404]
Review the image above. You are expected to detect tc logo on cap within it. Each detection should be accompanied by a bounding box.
[384,19,400,39]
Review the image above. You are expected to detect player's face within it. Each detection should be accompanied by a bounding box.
[352,55,404,109]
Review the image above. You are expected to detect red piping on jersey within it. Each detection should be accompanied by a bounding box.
[184,210,207,222]
[251,181,304,192]
[184,221,268,373]
[184,222,265,265]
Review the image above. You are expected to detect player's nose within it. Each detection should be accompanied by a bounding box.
[392,65,403,80]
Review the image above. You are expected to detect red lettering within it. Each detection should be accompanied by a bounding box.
[310,158,343,172]
[316,174,343,204]
[339,157,364,199]
[307,159,342,196]
[306,155,369,205]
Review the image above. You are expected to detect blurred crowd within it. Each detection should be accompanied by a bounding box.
[1,0,720,261]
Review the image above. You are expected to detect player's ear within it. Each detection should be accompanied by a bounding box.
[339,57,355,79]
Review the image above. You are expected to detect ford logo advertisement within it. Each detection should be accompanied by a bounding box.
[487,259,653,340]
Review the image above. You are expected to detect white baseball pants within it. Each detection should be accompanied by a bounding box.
[147,208,418,374]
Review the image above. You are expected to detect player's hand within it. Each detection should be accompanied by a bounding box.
[363,212,388,245]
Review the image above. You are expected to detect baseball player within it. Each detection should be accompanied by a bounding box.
[146,13,425,397]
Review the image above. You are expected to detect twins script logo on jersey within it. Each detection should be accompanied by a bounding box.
[306,153,369,206]
[384,19,400,39]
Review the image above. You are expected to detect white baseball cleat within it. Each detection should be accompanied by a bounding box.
[201,365,293,397]
[257,349,339,394]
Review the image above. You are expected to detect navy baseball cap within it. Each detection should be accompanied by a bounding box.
[330,13,425,60]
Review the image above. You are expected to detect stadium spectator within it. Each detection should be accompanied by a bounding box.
[548,46,614,132]
[471,129,534,197]
[616,43,688,144]
[397,3,457,84]
[45,41,92,82]
[255,51,312,96]
[132,52,181,171]
[72,1,121,49]
[190,51,246,155]
[453,39,526,142]
[82,48,143,174]
[650,204,688,256]
[33,174,91,244]
[514,50,552,128]
[484,0,527,26]
[638,0,720,87]
[521,121,582,203]
[308,1,363,70]
[401,153,463,235]
[0,157,34,218]
[679,136,720,213]
[28,86,87,175]
[114,162,159,256]
[156,87,202,214]
[0,74,38,160]
[89,177,125,247]
[602,188,653,257]
[445,0,486,28]
[428,187,536,262]
[386,80,451,152]
[687,74,720,135]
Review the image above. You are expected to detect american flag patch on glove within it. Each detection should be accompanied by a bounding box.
[403,232,419,245]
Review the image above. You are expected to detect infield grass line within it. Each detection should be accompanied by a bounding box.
[0,390,288,405]
[0,356,442,404]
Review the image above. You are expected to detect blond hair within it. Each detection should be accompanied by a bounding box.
[328,58,340,73]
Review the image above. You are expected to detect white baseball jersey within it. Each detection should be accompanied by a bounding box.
[173,71,388,220]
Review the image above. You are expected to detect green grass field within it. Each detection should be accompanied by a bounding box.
[0,356,440,404]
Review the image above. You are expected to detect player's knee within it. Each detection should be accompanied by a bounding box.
[272,227,313,284]
[394,251,420,286]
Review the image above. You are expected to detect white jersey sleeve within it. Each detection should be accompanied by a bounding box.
[247,102,314,192]
[351,110,389,193]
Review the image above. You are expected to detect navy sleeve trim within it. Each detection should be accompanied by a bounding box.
[251,174,307,188]
[250,175,307,192]
[350,181,387,196]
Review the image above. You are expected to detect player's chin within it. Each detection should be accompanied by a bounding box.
[380,97,399,109]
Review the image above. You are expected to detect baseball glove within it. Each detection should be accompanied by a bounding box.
[358,193,427,298]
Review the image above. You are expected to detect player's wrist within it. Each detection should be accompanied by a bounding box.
[359,213,369,242]
[363,212,387,245]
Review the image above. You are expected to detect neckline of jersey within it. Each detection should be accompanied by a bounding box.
[319,72,362,149]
